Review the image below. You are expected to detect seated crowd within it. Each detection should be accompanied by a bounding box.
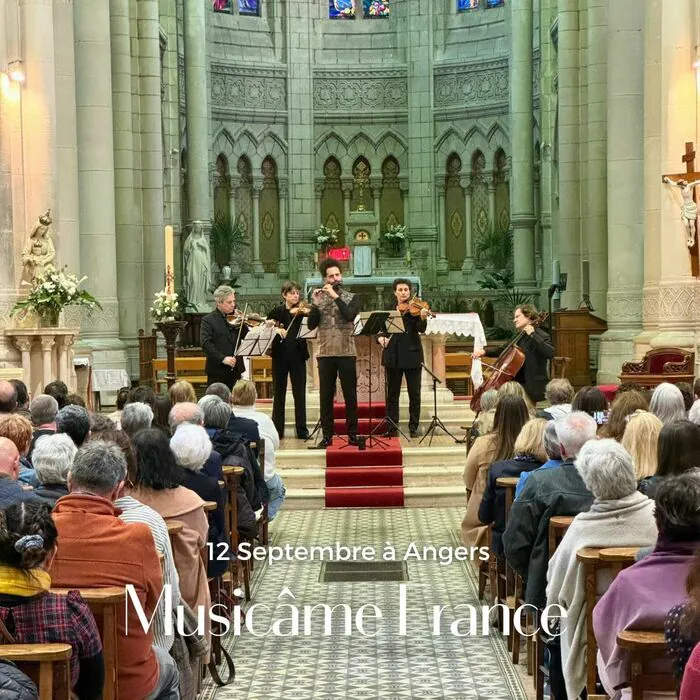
[463,378,700,700]
[0,376,284,699]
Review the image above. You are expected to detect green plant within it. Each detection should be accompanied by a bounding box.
[210,213,248,267]
[474,228,512,270]
[478,270,513,290]
[150,290,179,321]
[314,225,339,250]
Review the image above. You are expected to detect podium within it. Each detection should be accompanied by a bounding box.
[552,310,607,389]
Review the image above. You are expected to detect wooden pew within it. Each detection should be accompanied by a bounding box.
[152,357,207,390]
[0,643,72,700]
[250,357,273,399]
[617,629,676,700]
[222,465,250,601]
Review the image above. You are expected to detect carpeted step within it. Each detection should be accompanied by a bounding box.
[325,466,404,488]
[326,438,403,467]
[325,486,404,508]
[332,418,387,435]
[333,402,386,419]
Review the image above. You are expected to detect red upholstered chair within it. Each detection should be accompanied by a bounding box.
[619,347,694,390]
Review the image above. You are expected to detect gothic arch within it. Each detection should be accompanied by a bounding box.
[486,122,510,159]
[315,131,350,173]
[435,127,467,170]
[346,132,377,172]
[375,130,408,173]
[258,131,288,174]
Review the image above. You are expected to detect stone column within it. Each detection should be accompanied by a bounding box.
[597,0,644,382]
[278,181,289,277]
[40,337,54,387]
[251,182,264,277]
[370,178,382,216]
[557,0,582,308]
[183,0,210,223]
[488,181,497,234]
[56,335,68,384]
[16,339,32,386]
[73,0,125,364]
[436,182,447,269]
[314,182,324,228]
[511,0,536,286]
[229,185,237,225]
[342,180,353,224]
[461,177,474,275]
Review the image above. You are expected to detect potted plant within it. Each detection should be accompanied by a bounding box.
[210,213,248,276]
[11,265,101,327]
[381,224,408,256]
[474,227,512,271]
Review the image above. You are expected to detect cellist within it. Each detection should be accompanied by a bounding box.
[473,304,555,405]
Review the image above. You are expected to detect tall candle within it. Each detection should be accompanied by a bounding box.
[164,225,174,292]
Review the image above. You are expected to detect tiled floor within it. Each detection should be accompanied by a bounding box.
[202,508,531,700]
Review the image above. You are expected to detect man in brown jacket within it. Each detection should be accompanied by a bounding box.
[50,440,179,700]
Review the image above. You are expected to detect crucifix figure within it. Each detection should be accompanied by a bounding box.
[662,141,700,276]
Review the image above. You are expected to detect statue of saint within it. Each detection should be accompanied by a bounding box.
[21,210,56,283]
[662,176,700,247]
[183,220,211,312]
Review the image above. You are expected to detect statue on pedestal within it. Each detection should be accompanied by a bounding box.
[183,220,211,311]
[21,210,56,283]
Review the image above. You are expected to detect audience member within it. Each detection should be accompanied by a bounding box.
[620,411,663,490]
[204,382,231,404]
[545,439,658,699]
[231,380,286,519]
[32,433,76,506]
[461,395,529,549]
[168,380,197,405]
[468,389,499,444]
[199,394,260,447]
[504,411,597,607]
[128,385,156,408]
[56,405,91,447]
[0,381,17,414]
[0,500,104,699]
[121,402,153,438]
[50,439,177,699]
[168,402,222,481]
[497,380,534,413]
[649,382,686,425]
[677,381,695,413]
[0,438,33,508]
[107,387,130,429]
[152,395,172,435]
[89,413,116,436]
[593,470,700,698]
[28,394,58,457]
[571,386,608,420]
[599,389,649,441]
[688,398,700,426]
[0,414,35,485]
[478,418,547,556]
[63,393,86,408]
[43,380,67,410]
[9,379,29,414]
[515,420,562,498]
[694,377,700,402]
[539,378,574,420]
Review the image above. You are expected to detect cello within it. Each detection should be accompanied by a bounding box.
[470,312,549,412]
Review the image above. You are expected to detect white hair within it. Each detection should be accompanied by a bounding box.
[170,423,212,471]
[649,382,686,425]
[32,433,77,485]
[574,438,638,500]
[121,402,153,436]
[555,411,597,459]
[689,398,700,426]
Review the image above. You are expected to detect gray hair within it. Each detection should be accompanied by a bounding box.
[545,378,575,405]
[170,424,212,471]
[574,438,637,500]
[543,420,562,460]
[69,440,127,495]
[479,389,499,414]
[649,382,686,425]
[32,433,77,486]
[555,411,597,459]
[205,382,231,404]
[55,405,91,447]
[688,398,700,426]
[654,468,700,540]
[168,402,204,434]
[199,395,231,429]
[121,402,153,436]
[29,394,59,426]
[213,285,235,304]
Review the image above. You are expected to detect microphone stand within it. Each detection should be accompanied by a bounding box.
[419,362,460,446]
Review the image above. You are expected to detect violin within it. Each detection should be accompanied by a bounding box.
[289,301,312,317]
[397,296,436,318]
[226,310,268,328]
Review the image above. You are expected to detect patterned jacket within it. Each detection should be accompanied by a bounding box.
[308,287,360,357]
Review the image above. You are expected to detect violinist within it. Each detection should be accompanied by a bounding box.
[378,279,430,438]
[266,281,310,440]
[200,285,249,389]
[473,304,555,405]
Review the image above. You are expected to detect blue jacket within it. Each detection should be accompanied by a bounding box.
[515,458,562,498]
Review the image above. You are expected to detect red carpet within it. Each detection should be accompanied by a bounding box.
[325,406,404,508]
[332,401,386,435]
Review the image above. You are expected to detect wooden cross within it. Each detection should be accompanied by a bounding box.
[662,141,700,277]
[165,266,174,294]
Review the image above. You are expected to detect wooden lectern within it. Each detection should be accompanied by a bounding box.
[552,310,607,389]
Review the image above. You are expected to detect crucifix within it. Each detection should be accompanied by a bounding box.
[662,141,700,277]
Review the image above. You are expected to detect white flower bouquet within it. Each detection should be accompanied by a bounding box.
[150,290,180,321]
[314,226,339,251]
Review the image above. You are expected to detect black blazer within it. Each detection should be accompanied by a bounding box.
[514,328,555,403]
[266,303,310,364]
[200,310,248,385]
[381,312,427,370]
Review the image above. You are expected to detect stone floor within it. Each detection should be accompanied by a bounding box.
[202,507,535,700]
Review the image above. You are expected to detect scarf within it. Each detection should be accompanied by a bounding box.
[0,564,51,597]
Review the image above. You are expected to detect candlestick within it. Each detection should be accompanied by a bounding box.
[164,225,174,292]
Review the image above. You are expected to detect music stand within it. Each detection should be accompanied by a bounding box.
[295,320,322,442]
[236,328,277,392]
[420,362,461,446]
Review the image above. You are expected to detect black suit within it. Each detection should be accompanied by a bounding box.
[514,328,555,403]
[267,304,309,438]
[382,312,426,434]
[200,309,248,389]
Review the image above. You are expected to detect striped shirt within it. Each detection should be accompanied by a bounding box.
[115,495,180,652]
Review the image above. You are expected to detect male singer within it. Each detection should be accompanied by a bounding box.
[200,285,248,389]
[266,281,310,440]
[307,259,360,449]
[378,278,429,437]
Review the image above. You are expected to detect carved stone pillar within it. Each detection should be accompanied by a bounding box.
[436,183,448,274]
[461,177,474,275]
[251,183,264,277]
[342,179,353,223]
[16,339,32,386]
[488,181,497,235]
[370,178,382,217]
[40,337,55,388]
[278,181,289,277]
[314,182,324,228]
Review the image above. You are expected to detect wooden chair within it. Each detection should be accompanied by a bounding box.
[0,643,72,700]
[250,357,273,399]
[255,441,269,547]
[52,586,125,700]
[598,546,639,577]
[619,347,695,389]
[152,356,207,391]
[222,465,251,601]
[617,629,676,700]
[138,328,158,388]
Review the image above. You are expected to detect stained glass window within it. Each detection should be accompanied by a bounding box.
[213,0,232,12]
[486,0,504,6]
[364,0,390,18]
[457,0,479,10]
[329,0,356,19]
[238,0,260,15]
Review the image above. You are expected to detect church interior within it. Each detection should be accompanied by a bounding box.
[0,0,699,699]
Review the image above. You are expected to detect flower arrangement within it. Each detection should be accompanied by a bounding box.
[11,265,101,323]
[150,289,180,322]
[383,223,407,244]
[314,225,339,251]
[367,1,390,17]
